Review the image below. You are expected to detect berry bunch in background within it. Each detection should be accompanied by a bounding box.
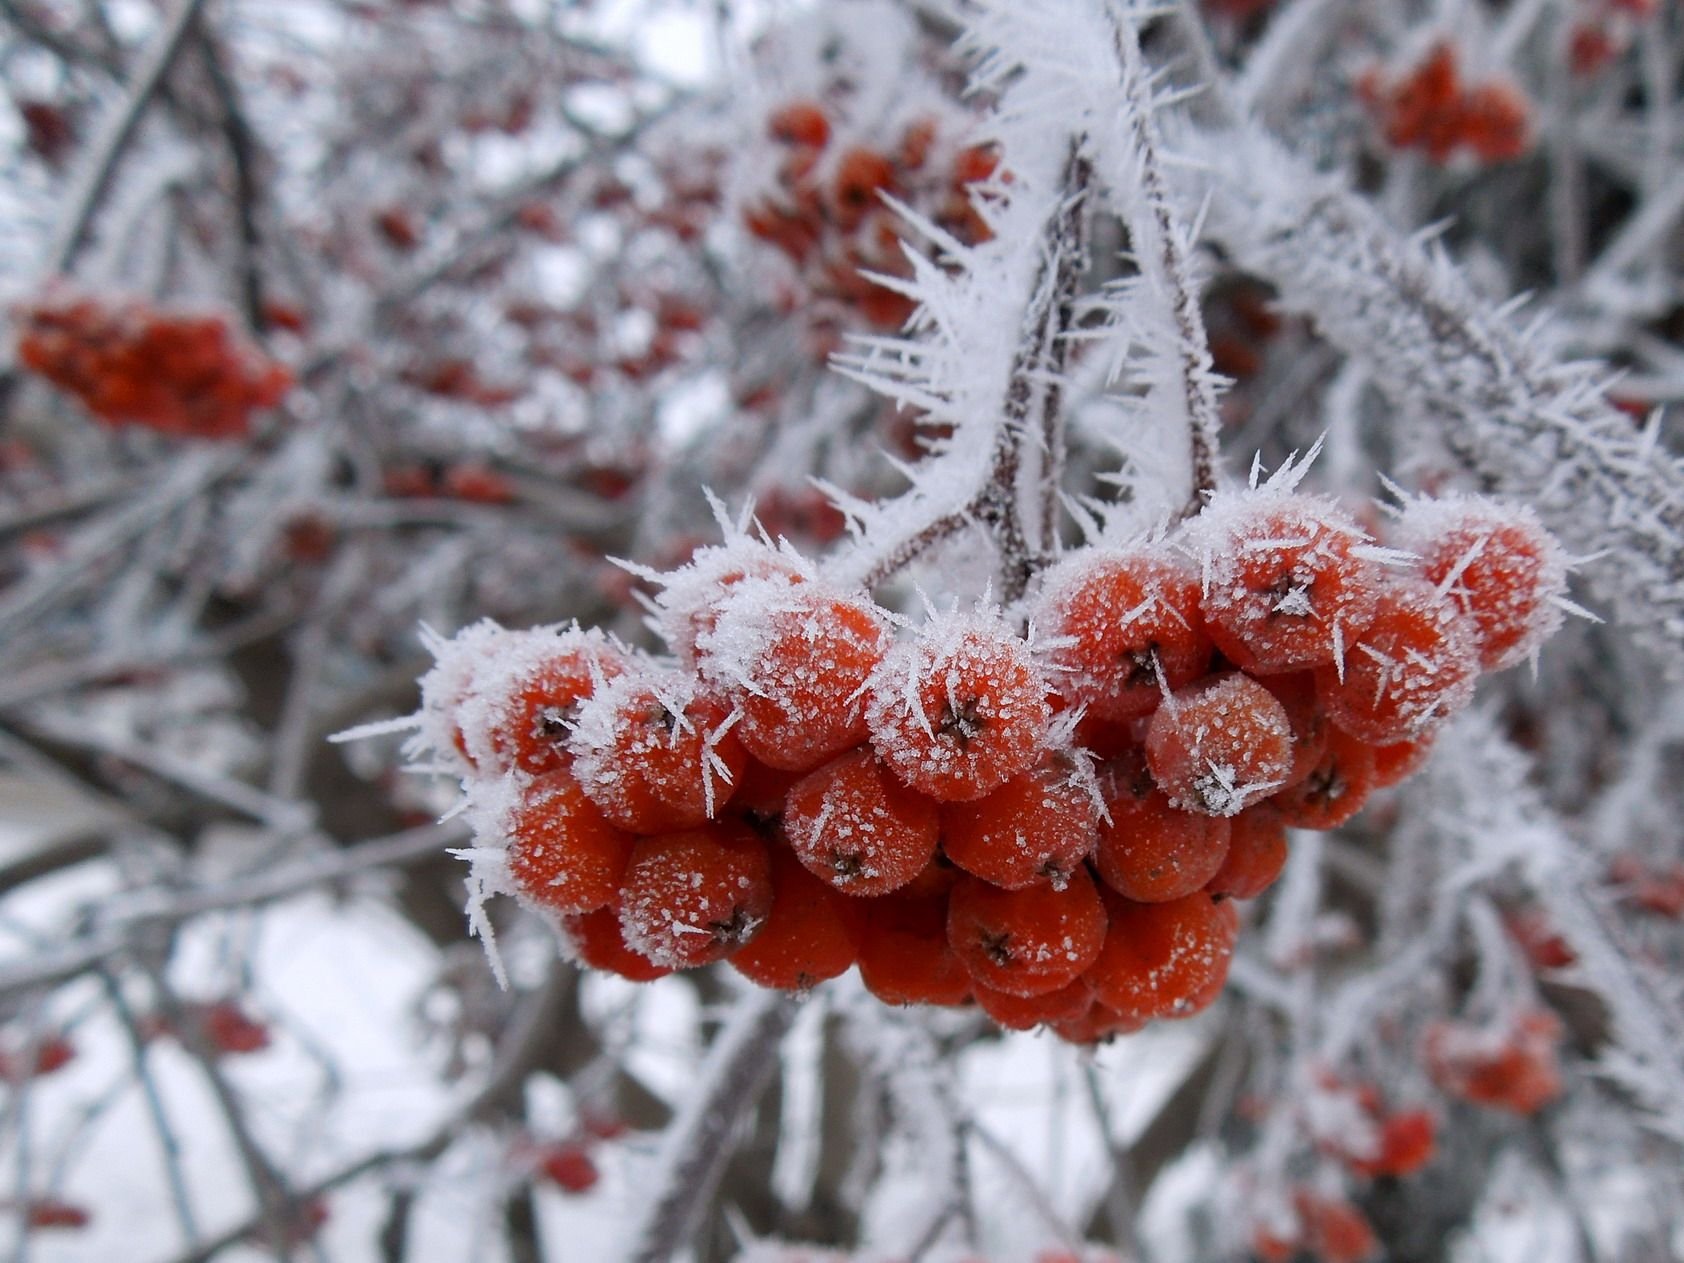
[406,467,1572,1044]
[11,286,292,440]
[742,96,1003,335]
[1357,41,1533,165]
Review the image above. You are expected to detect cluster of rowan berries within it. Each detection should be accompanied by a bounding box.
[1357,41,1532,165]
[742,99,1002,331]
[413,481,1568,1041]
[12,287,292,440]
[1567,0,1661,78]
[1421,1008,1564,1115]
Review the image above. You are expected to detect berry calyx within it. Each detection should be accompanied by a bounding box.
[865,616,1050,802]
[617,824,773,969]
[940,749,1101,890]
[946,867,1107,998]
[783,748,940,896]
[1036,547,1212,721]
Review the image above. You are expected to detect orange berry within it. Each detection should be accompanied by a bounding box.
[1316,581,1478,745]
[1257,671,1331,789]
[1085,889,1239,1023]
[1399,496,1567,672]
[1191,494,1382,673]
[946,868,1107,998]
[1144,673,1294,816]
[730,848,857,991]
[647,538,813,665]
[1205,803,1289,899]
[1049,996,1146,1045]
[477,628,629,775]
[865,618,1050,802]
[502,771,636,914]
[830,146,897,232]
[940,749,1100,889]
[617,824,773,969]
[783,748,939,896]
[1036,548,1212,722]
[973,977,1092,1031]
[768,100,830,148]
[562,905,671,982]
[952,143,1000,185]
[854,893,972,1007]
[1272,724,1377,830]
[699,581,888,772]
[1094,758,1231,902]
[569,670,747,833]
[1371,732,1433,787]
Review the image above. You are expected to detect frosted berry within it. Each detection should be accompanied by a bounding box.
[1421,1009,1563,1114]
[865,617,1050,802]
[1272,725,1377,830]
[1371,733,1433,787]
[1316,581,1478,745]
[783,748,939,896]
[854,894,972,1007]
[768,101,831,149]
[479,628,629,775]
[1144,673,1294,816]
[1399,496,1567,672]
[1191,494,1382,673]
[830,147,897,232]
[617,824,773,969]
[1257,671,1331,789]
[1095,749,1232,902]
[503,772,636,914]
[562,906,671,982]
[1205,804,1289,900]
[973,977,1092,1031]
[1085,889,1240,1023]
[940,749,1100,890]
[1035,547,1212,721]
[730,847,857,991]
[569,670,746,833]
[699,580,888,772]
[946,868,1107,998]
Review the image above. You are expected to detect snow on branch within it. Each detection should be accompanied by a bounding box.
[1188,125,1684,674]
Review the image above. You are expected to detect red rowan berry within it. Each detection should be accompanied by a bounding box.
[569,670,746,833]
[1421,1009,1563,1114]
[1316,581,1478,745]
[1085,889,1239,1023]
[647,538,813,665]
[783,748,939,896]
[1205,804,1289,900]
[768,101,831,149]
[830,147,897,232]
[199,1000,271,1056]
[20,1200,90,1231]
[730,848,857,991]
[952,144,1001,185]
[502,771,636,914]
[1399,496,1568,672]
[865,617,1050,802]
[1190,494,1382,673]
[730,757,802,831]
[1257,671,1331,789]
[898,117,937,169]
[855,893,973,1007]
[1144,673,1294,816]
[1350,1108,1437,1178]
[940,749,1100,890]
[1371,732,1433,788]
[947,868,1107,998]
[973,977,1092,1031]
[1272,725,1377,830]
[898,851,962,900]
[617,824,773,969]
[1458,81,1531,162]
[699,580,888,772]
[1095,748,1232,901]
[477,628,629,775]
[1036,548,1212,722]
[539,1142,600,1193]
[1376,41,1460,152]
[561,906,671,982]
[1293,1191,1379,1263]
[1049,997,1146,1045]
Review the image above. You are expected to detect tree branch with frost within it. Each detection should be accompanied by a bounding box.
[1185,124,1684,673]
[1103,0,1223,519]
[623,990,797,1263]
